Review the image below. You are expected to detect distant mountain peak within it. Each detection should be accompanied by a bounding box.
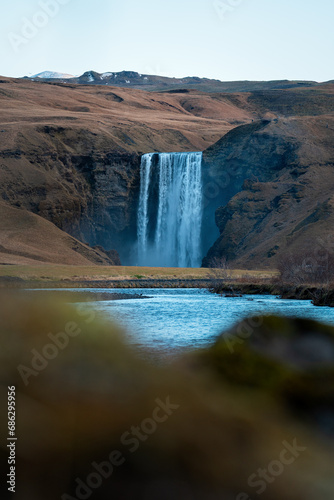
[32,71,74,79]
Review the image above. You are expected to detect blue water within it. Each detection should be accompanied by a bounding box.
[56,288,334,357]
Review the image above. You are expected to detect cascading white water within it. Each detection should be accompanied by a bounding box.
[137,152,203,267]
[137,153,153,261]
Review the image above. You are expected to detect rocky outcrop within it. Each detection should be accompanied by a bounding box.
[0,115,144,262]
[81,152,141,259]
[196,314,334,434]
[57,149,142,259]
[201,120,280,256]
[0,137,140,263]
[202,115,334,268]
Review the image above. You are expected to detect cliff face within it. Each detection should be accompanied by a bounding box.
[0,143,140,264]
[76,151,141,260]
[200,120,291,255]
[202,114,334,268]
[0,77,256,264]
[0,201,120,266]
[0,128,141,262]
[1,77,334,267]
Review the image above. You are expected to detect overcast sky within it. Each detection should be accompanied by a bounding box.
[1,0,333,81]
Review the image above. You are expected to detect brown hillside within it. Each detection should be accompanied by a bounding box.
[0,77,255,264]
[1,77,334,266]
[0,77,254,153]
[203,114,334,268]
[0,201,118,266]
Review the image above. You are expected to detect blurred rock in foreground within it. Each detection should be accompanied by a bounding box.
[1,293,334,500]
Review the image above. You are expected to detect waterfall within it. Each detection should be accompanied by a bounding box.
[137,153,153,261]
[137,152,203,267]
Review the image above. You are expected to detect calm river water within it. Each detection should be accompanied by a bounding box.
[64,288,334,357]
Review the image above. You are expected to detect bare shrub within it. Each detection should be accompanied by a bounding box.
[277,251,334,287]
[206,257,233,294]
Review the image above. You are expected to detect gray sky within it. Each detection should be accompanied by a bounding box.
[2,0,333,81]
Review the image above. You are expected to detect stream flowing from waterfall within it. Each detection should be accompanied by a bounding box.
[44,288,334,360]
[137,152,203,267]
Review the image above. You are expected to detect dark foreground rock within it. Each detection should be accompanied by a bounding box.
[195,315,334,435]
[1,293,334,499]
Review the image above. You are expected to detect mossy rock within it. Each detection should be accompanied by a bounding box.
[197,315,334,429]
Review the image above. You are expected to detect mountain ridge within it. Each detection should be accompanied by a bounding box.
[22,70,327,93]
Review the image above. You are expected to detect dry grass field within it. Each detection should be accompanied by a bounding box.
[0,264,278,283]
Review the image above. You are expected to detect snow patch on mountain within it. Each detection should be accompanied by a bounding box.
[32,71,74,79]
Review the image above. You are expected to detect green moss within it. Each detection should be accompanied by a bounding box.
[201,333,292,391]
[197,315,334,418]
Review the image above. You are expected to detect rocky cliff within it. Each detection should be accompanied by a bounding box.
[0,201,122,266]
[202,106,334,267]
[0,125,141,263]
[1,77,334,267]
[0,77,255,264]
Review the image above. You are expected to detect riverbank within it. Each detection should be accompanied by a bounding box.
[0,265,276,289]
[212,282,334,307]
[23,290,151,302]
[1,265,333,307]
[0,277,278,290]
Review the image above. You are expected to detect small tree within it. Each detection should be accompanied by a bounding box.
[276,253,309,286]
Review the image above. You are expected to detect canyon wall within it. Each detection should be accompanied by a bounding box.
[1,77,334,267]
[0,126,141,263]
[202,114,334,268]
[0,78,252,264]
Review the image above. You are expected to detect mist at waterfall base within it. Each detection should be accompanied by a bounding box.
[136,152,203,268]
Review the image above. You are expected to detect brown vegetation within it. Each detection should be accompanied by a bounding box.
[276,251,334,306]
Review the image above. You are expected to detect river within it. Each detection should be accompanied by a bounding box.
[61,288,334,358]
